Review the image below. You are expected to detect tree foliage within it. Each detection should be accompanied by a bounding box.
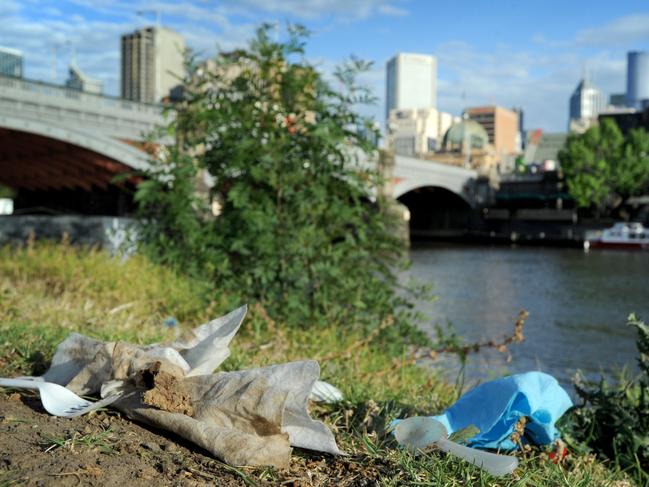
[559,118,649,211]
[136,25,417,329]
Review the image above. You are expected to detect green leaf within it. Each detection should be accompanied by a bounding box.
[448,424,480,445]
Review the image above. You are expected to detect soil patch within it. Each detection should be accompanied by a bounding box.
[0,392,383,486]
[141,362,194,416]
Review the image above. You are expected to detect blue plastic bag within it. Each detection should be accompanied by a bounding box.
[396,372,573,450]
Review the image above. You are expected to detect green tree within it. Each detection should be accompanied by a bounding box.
[136,25,416,329]
[559,118,623,211]
[616,128,649,198]
[559,119,649,212]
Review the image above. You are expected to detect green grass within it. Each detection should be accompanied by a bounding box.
[44,429,117,454]
[0,243,637,486]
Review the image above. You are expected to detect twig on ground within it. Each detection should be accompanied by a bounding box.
[425,310,528,362]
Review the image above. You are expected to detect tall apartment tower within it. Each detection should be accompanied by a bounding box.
[626,51,649,109]
[0,47,23,78]
[121,26,185,103]
[569,78,605,132]
[386,53,437,119]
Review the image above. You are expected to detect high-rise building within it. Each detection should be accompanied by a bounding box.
[568,78,605,132]
[387,107,458,156]
[385,53,437,120]
[512,107,525,150]
[626,51,649,109]
[464,106,519,159]
[66,62,103,94]
[0,47,23,78]
[121,26,185,103]
[609,93,626,107]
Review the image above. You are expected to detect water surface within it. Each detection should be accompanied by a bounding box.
[405,244,649,389]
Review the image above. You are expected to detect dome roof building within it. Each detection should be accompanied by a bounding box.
[443,119,489,151]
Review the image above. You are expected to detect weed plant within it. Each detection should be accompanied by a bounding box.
[559,315,649,486]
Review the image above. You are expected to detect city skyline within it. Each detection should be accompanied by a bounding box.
[1,0,649,131]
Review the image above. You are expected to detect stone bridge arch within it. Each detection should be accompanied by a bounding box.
[391,155,477,239]
[0,123,147,215]
[397,185,473,239]
[0,114,149,172]
[392,155,476,203]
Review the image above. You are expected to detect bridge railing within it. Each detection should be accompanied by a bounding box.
[0,74,163,116]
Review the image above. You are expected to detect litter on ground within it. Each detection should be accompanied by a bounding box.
[1,305,343,468]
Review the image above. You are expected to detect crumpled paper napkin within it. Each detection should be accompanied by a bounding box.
[38,305,343,467]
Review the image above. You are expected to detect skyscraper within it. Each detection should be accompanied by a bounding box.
[512,107,525,150]
[569,78,605,132]
[0,47,23,78]
[385,53,437,120]
[121,26,185,103]
[626,51,649,109]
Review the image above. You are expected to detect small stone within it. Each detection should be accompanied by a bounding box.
[161,443,178,453]
[8,393,21,402]
[141,441,162,452]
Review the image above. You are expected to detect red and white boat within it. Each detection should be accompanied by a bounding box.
[584,222,649,250]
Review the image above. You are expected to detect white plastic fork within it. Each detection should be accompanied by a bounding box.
[394,416,519,477]
[0,378,121,418]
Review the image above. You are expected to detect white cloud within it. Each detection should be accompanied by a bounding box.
[432,42,629,131]
[0,0,21,16]
[217,0,408,21]
[378,4,409,17]
[576,14,649,47]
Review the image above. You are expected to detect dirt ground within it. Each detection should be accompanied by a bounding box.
[0,391,383,487]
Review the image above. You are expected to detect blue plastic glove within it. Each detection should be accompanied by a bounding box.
[393,371,573,450]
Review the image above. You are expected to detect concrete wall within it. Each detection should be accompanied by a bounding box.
[0,216,138,254]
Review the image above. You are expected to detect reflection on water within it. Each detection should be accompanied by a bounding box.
[405,244,649,389]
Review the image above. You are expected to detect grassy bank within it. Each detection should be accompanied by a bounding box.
[0,243,635,486]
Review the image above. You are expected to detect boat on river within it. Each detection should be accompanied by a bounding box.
[584,222,649,250]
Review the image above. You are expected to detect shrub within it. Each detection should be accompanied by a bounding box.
[136,25,419,330]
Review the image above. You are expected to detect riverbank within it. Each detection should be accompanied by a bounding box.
[0,244,635,485]
[410,213,622,248]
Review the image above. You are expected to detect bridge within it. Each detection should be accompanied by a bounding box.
[0,74,480,237]
[392,154,477,202]
[388,154,480,237]
[0,74,165,213]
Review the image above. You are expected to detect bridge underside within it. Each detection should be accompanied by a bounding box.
[0,128,139,215]
[398,186,473,239]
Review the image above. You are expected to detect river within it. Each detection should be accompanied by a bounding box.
[405,244,649,390]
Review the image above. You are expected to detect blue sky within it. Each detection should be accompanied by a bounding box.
[2,0,649,131]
